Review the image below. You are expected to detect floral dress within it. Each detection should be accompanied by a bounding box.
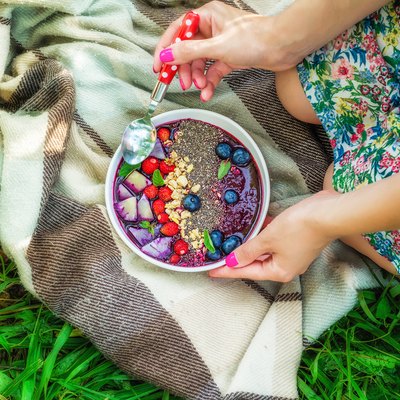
[297,1,400,272]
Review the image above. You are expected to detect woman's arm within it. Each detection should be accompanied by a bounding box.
[275,0,391,69]
[318,172,400,237]
[208,173,400,282]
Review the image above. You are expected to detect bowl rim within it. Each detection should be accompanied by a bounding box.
[105,108,270,272]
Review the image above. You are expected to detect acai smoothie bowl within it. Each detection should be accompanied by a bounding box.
[105,109,270,272]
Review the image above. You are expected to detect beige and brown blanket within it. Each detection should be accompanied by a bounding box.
[0,0,382,398]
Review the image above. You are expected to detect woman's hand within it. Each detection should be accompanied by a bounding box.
[153,1,287,102]
[209,191,340,282]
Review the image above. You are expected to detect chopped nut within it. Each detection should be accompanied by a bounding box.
[181,210,191,219]
[174,168,181,177]
[168,180,177,189]
[186,164,194,173]
[177,175,188,188]
[171,190,181,200]
[184,156,190,162]
[191,184,200,193]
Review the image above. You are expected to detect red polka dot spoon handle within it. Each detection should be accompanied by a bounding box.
[158,11,200,85]
[121,11,200,165]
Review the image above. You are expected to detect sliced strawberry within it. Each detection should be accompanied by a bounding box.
[142,156,160,175]
[152,199,165,215]
[169,254,181,264]
[143,184,158,200]
[159,160,175,175]
[173,239,189,256]
[157,212,170,224]
[158,186,173,202]
[157,127,171,142]
[160,221,179,236]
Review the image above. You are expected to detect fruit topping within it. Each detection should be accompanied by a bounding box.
[224,189,239,205]
[157,127,171,142]
[115,196,138,222]
[124,170,151,194]
[173,239,189,256]
[183,194,201,212]
[160,221,180,237]
[206,249,223,261]
[142,237,173,259]
[232,148,251,166]
[128,226,160,246]
[142,156,160,175]
[160,160,175,174]
[210,230,224,248]
[143,184,158,200]
[169,254,181,264]
[158,186,173,202]
[215,142,232,160]
[137,195,153,221]
[149,139,166,159]
[221,235,242,255]
[157,212,170,224]
[117,183,132,201]
[152,199,165,215]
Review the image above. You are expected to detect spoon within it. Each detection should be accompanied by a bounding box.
[121,11,200,165]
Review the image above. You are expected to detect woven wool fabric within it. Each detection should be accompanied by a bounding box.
[0,0,383,399]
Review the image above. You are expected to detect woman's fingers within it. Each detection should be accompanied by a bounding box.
[198,60,233,101]
[208,257,296,282]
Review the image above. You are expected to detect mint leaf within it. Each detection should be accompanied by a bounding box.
[217,160,231,180]
[118,161,141,177]
[139,221,151,229]
[152,169,165,187]
[203,230,216,253]
[139,221,155,235]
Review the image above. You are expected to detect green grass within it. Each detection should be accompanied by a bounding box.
[1,252,399,399]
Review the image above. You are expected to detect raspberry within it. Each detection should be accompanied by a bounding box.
[169,254,181,264]
[159,160,175,175]
[152,199,165,215]
[142,157,160,175]
[173,239,189,256]
[160,221,179,236]
[143,184,158,200]
[158,186,173,202]
[157,127,171,142]
[157,212,169,224]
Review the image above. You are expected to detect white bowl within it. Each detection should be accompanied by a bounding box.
[105,109,270,272]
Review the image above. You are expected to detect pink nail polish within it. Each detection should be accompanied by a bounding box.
[193,79,200,89]
[179,78,186,91]
[152,65,156,73]
[226,253,238,268]
[160,48,174,63]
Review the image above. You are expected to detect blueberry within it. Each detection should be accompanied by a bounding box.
[221,235,242,255]
[224,189,239,205]
[206,249,223,261]
[232,147,251,166]
[215,142,232,160]
[210,230,224,248]
[183,194,201,212]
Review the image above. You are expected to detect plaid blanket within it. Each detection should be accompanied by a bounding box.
[0,0,383,398]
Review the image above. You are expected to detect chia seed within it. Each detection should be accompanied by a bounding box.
[171,120,224,235]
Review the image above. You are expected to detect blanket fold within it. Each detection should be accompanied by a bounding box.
[0,1,381,399]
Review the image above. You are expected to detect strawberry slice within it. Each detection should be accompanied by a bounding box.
[169,254,181,264]
[160,221,179,237]
[142,157,160,175]
[157,212,170,224]
[159,160,175,175]
[158,186,173,202]
[152,199,165,215]
[157,127,171,142]
[173,239,189,256]
[143,184,158,200]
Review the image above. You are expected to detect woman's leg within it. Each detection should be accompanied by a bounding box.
[324,164,398,275]
[275,67,321,125]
